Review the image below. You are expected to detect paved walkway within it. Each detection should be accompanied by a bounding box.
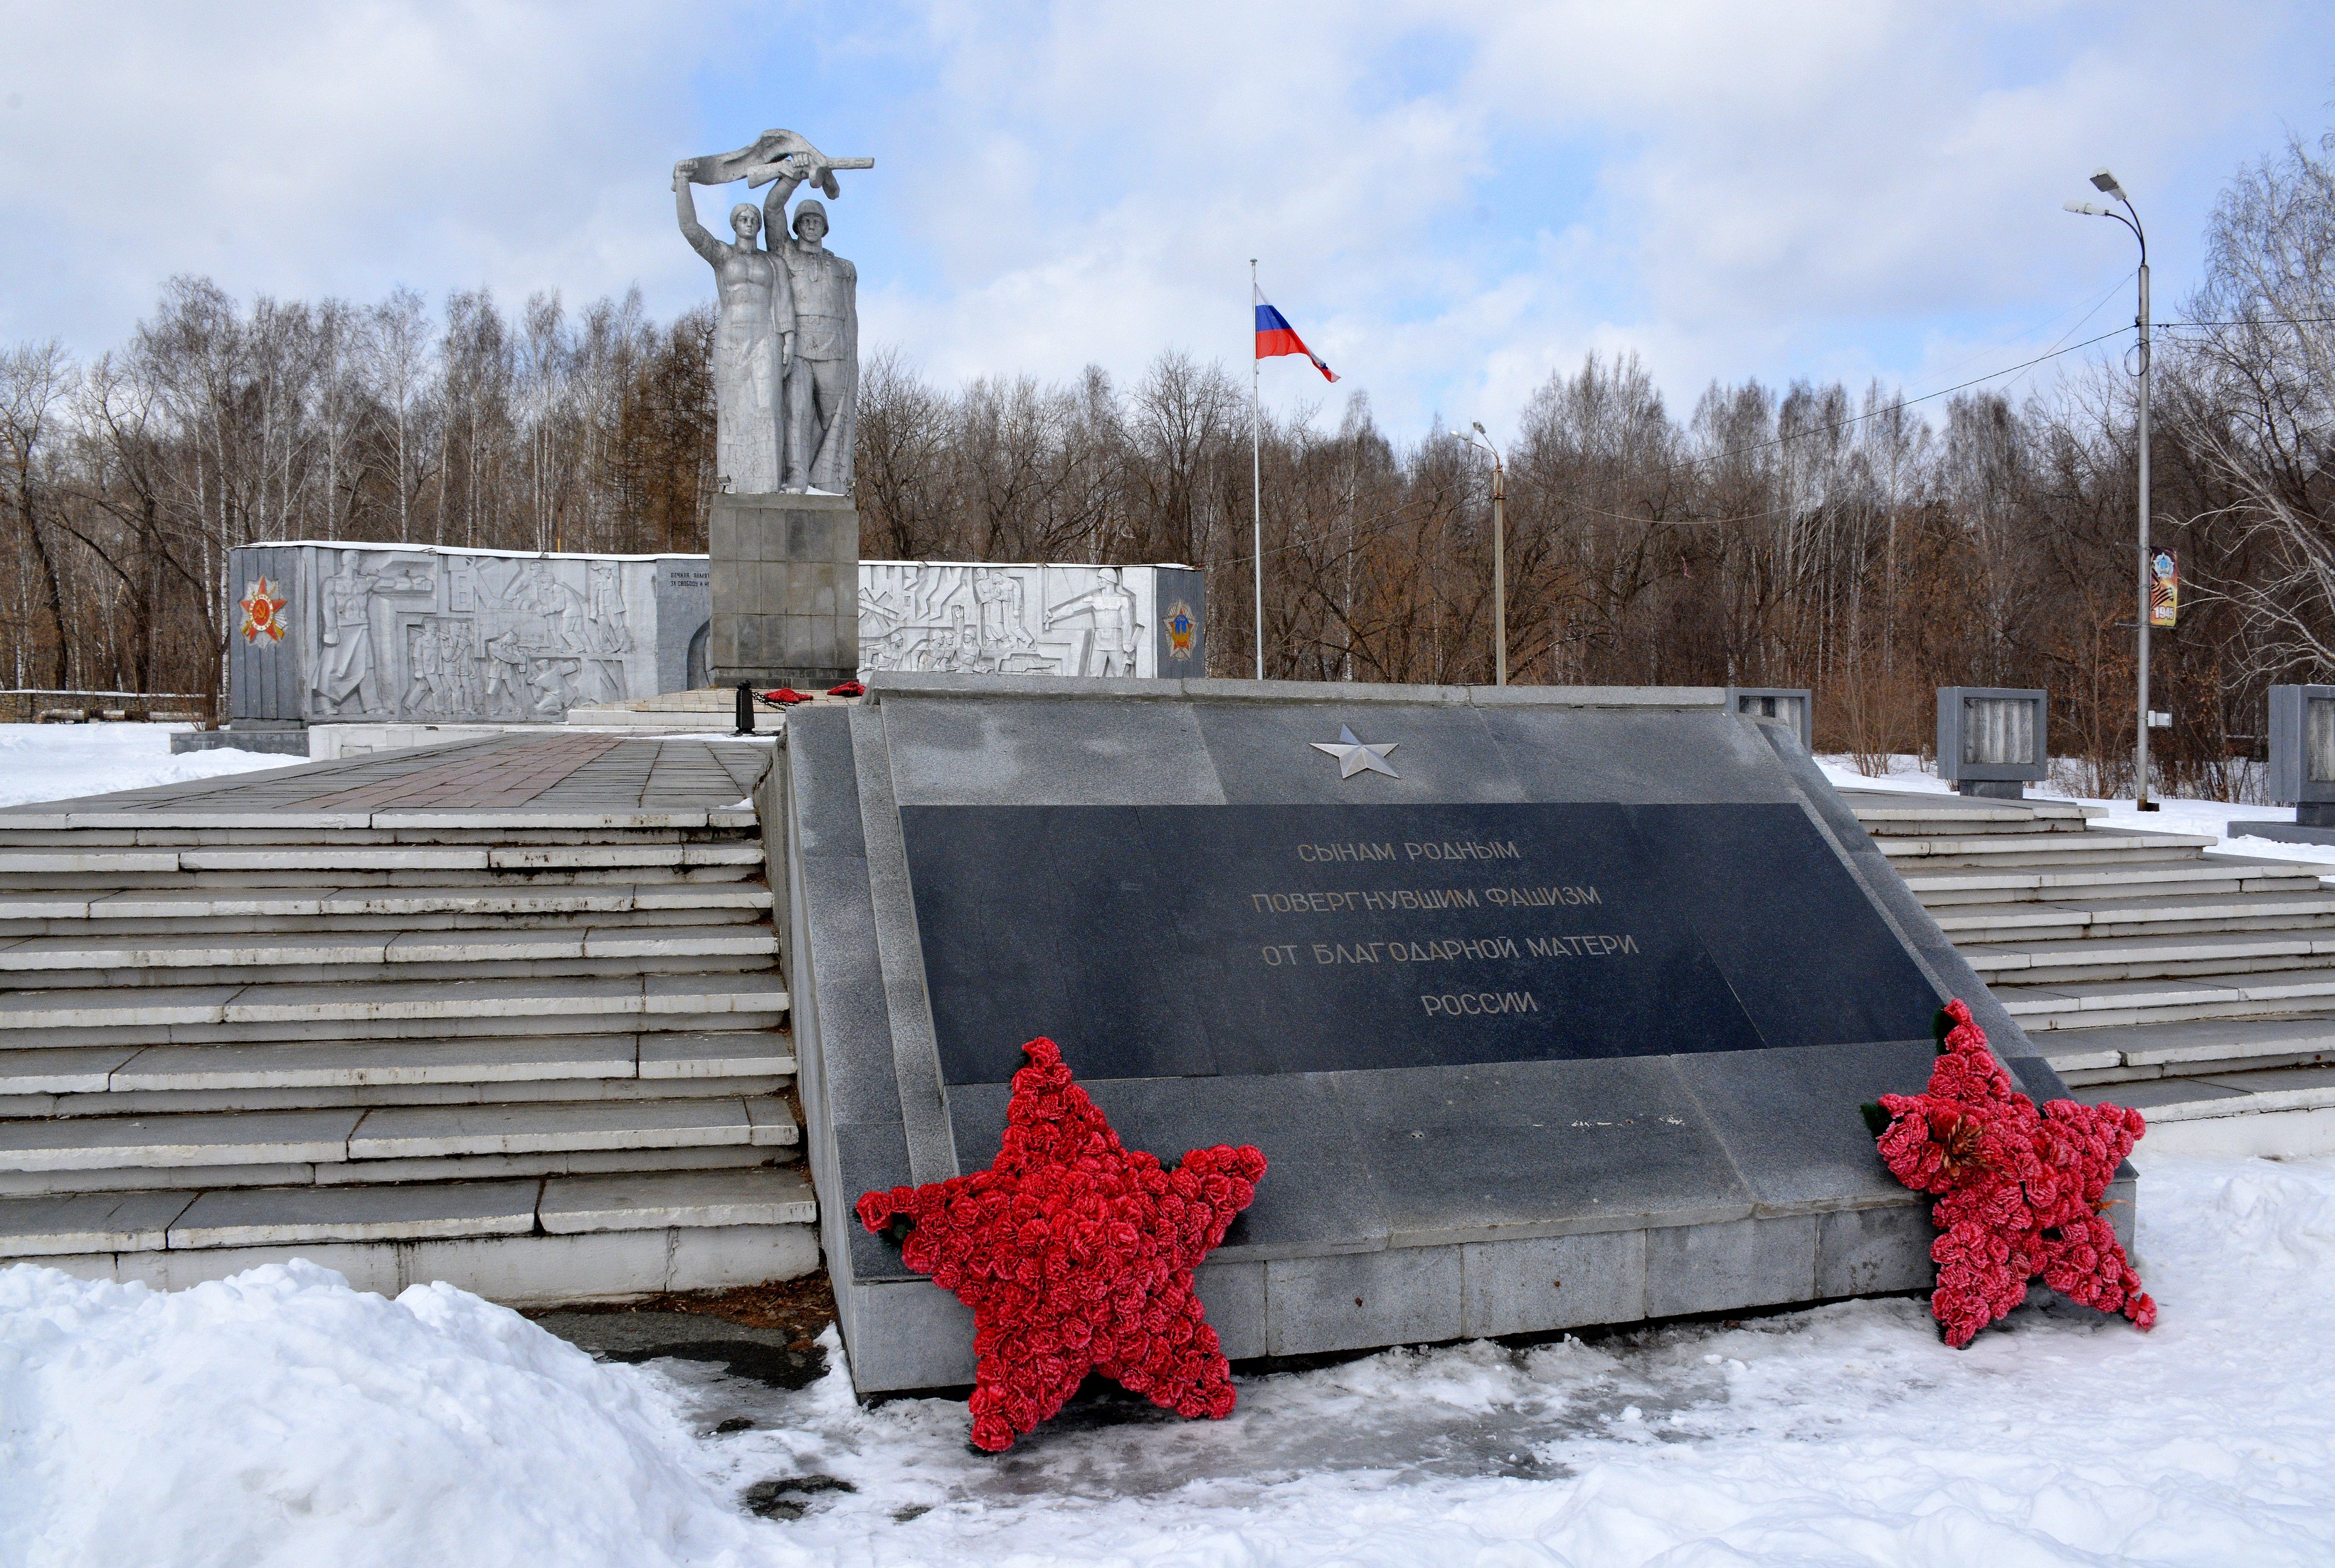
[0,734,773,820]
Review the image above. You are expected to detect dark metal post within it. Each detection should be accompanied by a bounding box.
[735,681,755,735]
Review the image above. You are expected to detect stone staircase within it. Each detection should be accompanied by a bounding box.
[1844,787,2335,1157]
[0,735,817,1301]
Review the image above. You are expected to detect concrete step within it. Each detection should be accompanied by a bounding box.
[0,817,761,840]
[2041,1015,2335,1084]
[1930,891,2335,941]
[1966,928,2335,982]
[0,882,773,932]
[0,1140,786,1199]
[2068,1063,2335,1158]
[0,925,778,984]
[1900,859,2326,905]
[0,1167,813,1258]
[0,972,789,1036]
[3,1073,791,1120]
[0,842,763,877]
[2007,970,2335,1032]
[1845,796,2101,835]
[0,1095,798,1175]
[20,1029,793,1094]
[1875,830,2220,864]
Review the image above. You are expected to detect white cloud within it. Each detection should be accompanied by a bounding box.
[0,0,2322,442]
[0,0,719,341]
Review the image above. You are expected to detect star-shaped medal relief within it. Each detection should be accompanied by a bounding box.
[1311,724,1400,779]
[856,1038,1268,1452]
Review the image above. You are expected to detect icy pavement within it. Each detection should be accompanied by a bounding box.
[0,723,288,808]
[6,1154,2335,1565]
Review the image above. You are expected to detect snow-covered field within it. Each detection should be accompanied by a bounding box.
[0,723,290,808]
[4,1153,2331,1566]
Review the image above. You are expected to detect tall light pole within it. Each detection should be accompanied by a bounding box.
[1467,423,1508,686]
[2065,168,2156,810]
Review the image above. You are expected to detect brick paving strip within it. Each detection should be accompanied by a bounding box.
[0,732,773,818]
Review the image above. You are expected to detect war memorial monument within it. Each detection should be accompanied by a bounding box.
[0,127,2143,1426]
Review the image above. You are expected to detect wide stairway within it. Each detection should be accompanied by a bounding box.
[0,733,815,1301]
[1844,787,2335,1155]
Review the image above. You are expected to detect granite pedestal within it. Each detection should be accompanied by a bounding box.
[711,492,859,689]
[775,675,2117,1394]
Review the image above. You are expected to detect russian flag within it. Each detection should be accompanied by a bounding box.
[1254,284,1338,382]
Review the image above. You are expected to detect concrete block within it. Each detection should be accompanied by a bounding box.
[405,1228,671,1304]
[1644,1214,1819,1318]
[169,1180,539,1249]
[539,1167,815,1233]
[347,1099,757,1160]
[125,1240,403,1296]
[667,1222,820,1290]
[0,1189,197,1256]
[8,1251,118,1283]
[0,1108,361,1171]
[1814,1202,1935,1298]
[1265,1246,1464,1356]
[1194,1260,1267,1359]
[1461,1228,1647,1338]
[842,1276,978,1392]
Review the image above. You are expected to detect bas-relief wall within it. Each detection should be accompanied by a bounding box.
[857,562,1204,680]
[228,547,1202,724]
[229,544,702,726]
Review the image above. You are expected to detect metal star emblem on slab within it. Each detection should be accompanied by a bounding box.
[1311,724,1400,779]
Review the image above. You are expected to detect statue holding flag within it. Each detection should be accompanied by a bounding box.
[674,130,872,495]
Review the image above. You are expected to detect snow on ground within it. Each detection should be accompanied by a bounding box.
[7,1152,2335,1566]
[0,723,290,808]
[1818,752,2335,874]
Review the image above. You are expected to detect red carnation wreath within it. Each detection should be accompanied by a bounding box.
[1867,998,2156,1346]
[857,1037,1266,1451]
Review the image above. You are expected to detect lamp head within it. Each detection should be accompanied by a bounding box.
[1471,421,1486,436]
[2090,167,2127,201]
[2064,198,2109,216]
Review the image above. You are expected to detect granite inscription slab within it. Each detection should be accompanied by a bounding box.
[778,675,2129,1395]
[901,803,1937,1084]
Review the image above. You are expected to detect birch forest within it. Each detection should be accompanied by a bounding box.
[2,129,2327,798]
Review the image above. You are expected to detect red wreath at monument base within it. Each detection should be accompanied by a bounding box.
[855,1038,1267,1452]
[1870,999,2156,1347]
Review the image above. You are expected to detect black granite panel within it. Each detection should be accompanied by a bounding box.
[904,802,1948,1085]
[1625,803,1940,1050]
[901,806,1219,1086]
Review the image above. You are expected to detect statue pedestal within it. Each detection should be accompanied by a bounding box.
[709,492,860,689]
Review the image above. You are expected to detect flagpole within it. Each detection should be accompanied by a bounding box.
[1251,258,1264,681]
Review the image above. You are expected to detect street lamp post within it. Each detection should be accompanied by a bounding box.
[1468,422,1507,686]
[2065,168,2157,810]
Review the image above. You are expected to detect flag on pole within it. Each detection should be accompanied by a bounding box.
[1254,285,1339,382]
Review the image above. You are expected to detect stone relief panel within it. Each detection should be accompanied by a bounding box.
[228,544,692,726]
[857,563,1164,679]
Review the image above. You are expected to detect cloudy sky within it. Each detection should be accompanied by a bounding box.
[0,1,2326,438]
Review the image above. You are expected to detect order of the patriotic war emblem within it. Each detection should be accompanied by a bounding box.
[238,577,288,644]
[1163,600,1197,661]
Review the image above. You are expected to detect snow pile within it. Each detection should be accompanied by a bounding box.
[0,723,288,808]
[0,1262,768,1568]
[9,1158,2335,1565]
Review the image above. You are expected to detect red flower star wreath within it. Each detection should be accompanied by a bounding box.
[1866,999,2156,1347]
[856,1037,1267,1452]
